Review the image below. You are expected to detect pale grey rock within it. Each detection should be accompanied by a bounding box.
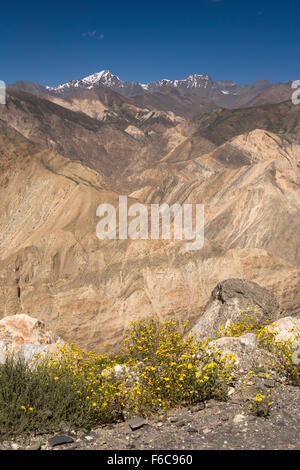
[265,317,300,342]
[0,314,62,364]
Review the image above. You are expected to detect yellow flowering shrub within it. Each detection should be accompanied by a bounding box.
[0,318,236,437]
[249,393,272,418]
[121,319,236,413]
[214,311,300,387]
[257,328,300,386]
[214,309,270,339]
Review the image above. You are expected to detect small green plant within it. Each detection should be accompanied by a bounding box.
[249,393,272,418]
[252,363,267,375]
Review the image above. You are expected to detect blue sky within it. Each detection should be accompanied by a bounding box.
[0,0,299,86]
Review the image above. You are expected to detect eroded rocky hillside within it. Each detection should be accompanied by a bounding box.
[0,89,300,352]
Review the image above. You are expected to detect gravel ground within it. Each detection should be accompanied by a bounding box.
[1,384,300,451]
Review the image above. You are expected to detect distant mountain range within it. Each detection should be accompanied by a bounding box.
[43,70,237,97]
[12,70,294,117]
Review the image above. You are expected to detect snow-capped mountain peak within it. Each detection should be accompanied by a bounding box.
[44,70,238,98]
[46,70,123,95]
[182,73,211,88]
[81,70,122,87]
[134,73,213,92]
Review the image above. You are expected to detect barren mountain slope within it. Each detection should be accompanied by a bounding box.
[113,100,300,191]
[192,100,300,146]
[1,121,299,352]
[0,88,142,180]
[43,85,183,125]
[128,129,300,267]
[0,88,193,189]
[128,89,218,117]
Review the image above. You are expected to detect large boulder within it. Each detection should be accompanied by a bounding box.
[0,314,63,363]
[190,278,283,339]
